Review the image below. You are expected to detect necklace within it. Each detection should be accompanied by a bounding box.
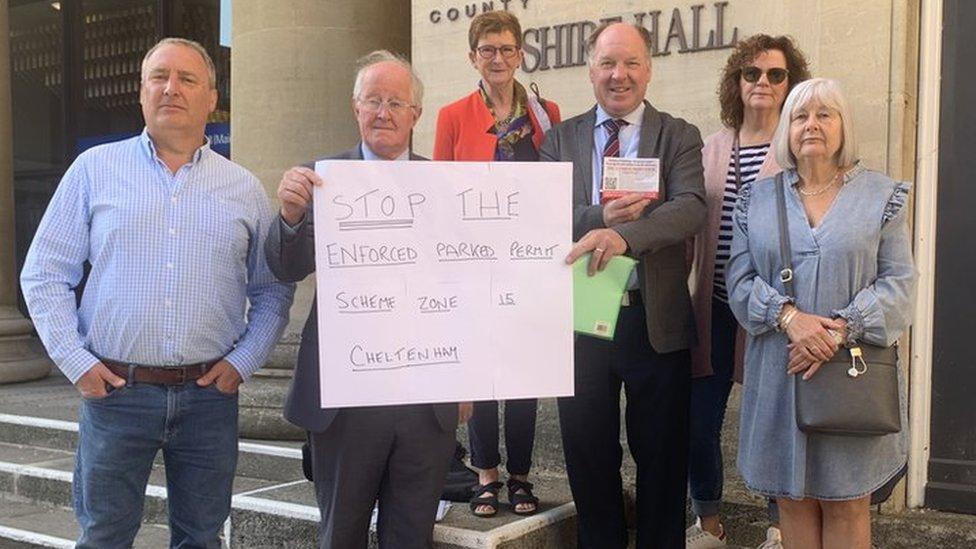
[798,170,841,197]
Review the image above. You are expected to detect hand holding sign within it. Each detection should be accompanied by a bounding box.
[278,167,324,226]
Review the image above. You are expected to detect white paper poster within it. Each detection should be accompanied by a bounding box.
[313,160,574,408]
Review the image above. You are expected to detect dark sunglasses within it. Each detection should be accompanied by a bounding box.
[741,66,789,85]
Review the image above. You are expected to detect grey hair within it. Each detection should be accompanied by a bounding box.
[141,37,217,90]
[352,50,424,107]
[772,78,859,169]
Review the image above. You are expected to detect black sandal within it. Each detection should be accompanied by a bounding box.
[506,478,539,516]
[469,481,504,517]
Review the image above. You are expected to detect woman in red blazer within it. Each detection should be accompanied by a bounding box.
[433,13,560,163]
[433,10,560,518]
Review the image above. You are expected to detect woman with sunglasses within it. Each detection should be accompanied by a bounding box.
[686,34,810,549]
[433,10,560,518]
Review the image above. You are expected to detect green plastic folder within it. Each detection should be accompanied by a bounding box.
[573,254,638,340]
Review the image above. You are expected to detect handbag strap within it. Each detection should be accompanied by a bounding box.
[733,133,743,190]
[774,172,796,298]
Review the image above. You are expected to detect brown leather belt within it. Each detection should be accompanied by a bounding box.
[102,359,219,386]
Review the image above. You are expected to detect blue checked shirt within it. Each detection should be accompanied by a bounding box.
[21,130,295,383]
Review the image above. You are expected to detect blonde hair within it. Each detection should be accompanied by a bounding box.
[773,78,859,169]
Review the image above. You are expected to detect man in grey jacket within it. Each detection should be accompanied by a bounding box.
[543,22,707,549]
[264,51,459,549]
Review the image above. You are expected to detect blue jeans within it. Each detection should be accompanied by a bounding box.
[688,298,736,519]
[73,381,239,549]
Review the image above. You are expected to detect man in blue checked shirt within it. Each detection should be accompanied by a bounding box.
[20,38,294,549]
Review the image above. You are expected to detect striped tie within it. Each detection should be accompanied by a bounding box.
[602,118,627,157]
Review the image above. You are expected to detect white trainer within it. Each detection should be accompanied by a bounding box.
[756,526,783,549]
[686,517,727,549]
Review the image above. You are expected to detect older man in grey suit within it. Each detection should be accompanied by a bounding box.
[264,51,460,549]
[542,23,707,549]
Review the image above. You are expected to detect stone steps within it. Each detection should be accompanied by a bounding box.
[1,376,974,548]
[0,408,576,548]
[0,412,307,483]
[0,497,170,548]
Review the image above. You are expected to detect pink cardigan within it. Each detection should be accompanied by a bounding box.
[689,128,781,380]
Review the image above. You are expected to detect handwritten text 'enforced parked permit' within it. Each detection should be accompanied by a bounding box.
[601,157,660,202]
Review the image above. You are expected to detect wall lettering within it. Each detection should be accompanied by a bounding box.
[427,2,740,73]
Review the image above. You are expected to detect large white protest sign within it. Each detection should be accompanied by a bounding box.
[313,160,574,408]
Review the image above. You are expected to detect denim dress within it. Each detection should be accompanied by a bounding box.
[725,165,916,500]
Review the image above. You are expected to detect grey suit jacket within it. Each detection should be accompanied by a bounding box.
[540,102,706,353]
[265,145,459,433]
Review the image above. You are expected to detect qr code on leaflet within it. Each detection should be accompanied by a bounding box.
[604,177,617,189]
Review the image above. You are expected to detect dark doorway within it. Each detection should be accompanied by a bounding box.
[10,0,230,314]
[926,0,976,515]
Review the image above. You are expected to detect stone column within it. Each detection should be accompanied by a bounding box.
[0,0,52,384]
[231,0,411,439]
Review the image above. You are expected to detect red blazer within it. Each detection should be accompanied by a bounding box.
[433,89,561,160]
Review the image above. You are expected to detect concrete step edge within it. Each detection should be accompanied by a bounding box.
[439,502,575,548]
[0,496,176,548]
[0,460,576,549]
[0,459,301,516]
[0,412,302,458]
[0,524,75,549]
[0,414,77,435]
[0,413,305,483]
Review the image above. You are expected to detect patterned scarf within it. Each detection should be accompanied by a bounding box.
[479,80,534,161]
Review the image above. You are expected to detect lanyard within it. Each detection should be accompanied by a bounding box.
[733,132,743,190]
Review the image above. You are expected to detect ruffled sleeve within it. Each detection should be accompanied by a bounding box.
[725,181,793,335]
[733,180,753,233]
[833,180,917,346]
[882,181,911,225]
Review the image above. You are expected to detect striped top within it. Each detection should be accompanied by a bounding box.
[713,142,769,302]
[20,130,295,383]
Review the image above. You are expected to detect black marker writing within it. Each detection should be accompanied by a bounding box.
[325,243,418,268]
[336,291,397,313]
[333,189,427,221]
[457,188,519,220]
[509,241,560,260]
[349,344,461,371]
[418,295,459,313]
[436,242,496,261]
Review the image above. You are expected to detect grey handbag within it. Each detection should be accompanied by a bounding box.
[773,174,901,436]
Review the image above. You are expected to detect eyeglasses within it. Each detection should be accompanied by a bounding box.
[357,97,417,115]
[741,66,789,85]
[475,45,519,59]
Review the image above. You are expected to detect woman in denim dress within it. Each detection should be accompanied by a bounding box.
[726,78,916,548]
